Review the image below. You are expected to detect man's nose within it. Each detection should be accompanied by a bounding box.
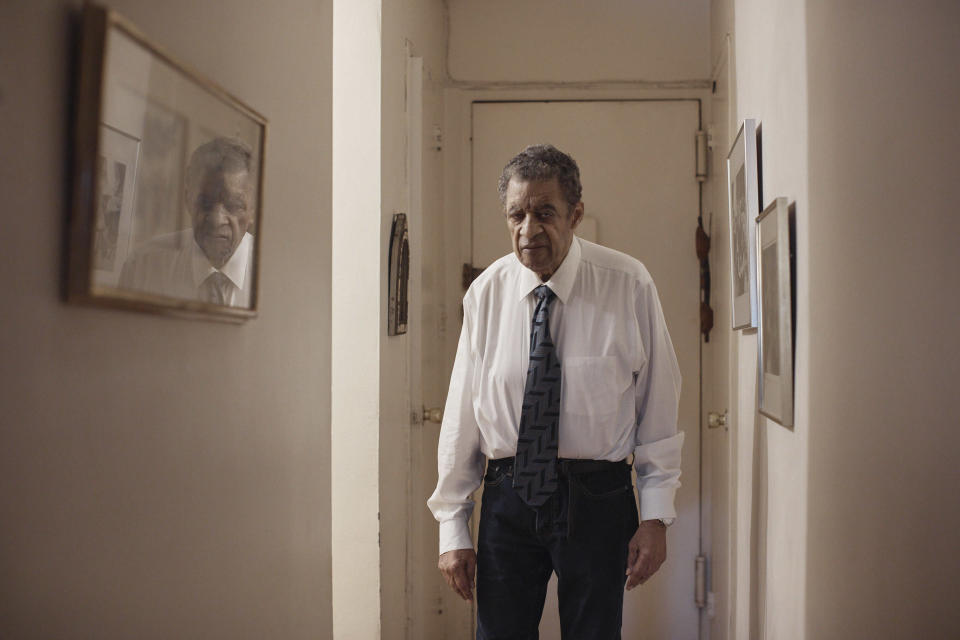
[519,213,541,237]
[208,203,229,226]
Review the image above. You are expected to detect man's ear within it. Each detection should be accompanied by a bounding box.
[569,201,585,230]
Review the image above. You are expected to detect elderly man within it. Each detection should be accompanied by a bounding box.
[119,137,256,307]
[428,144,683,638]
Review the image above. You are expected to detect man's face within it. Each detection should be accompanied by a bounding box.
[504,177,583,281]
[190,168,254,268]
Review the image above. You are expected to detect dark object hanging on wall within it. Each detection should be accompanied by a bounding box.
[462,263,484,290]
[697,214,714,342]
[388,213,409,336]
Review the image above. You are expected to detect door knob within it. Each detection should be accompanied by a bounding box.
[707,410,727,429]
[423,407,444,424]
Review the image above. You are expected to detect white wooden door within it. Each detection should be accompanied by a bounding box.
[471,100,702,639]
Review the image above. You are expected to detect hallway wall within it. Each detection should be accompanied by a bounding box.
[379,2,448,638]
[331,0,449,637]
[447,0,710,83]
[804,2,960,637]
[0,2,332,638]
[716,0,960,637]
[715,0,811,637]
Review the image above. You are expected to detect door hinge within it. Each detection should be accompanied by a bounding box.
[695,130,708,182]
[695,554,707,608]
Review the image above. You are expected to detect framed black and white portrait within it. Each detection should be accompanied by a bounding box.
[757,197,794,427]
[68,4,268,321]
[726,119,761,330]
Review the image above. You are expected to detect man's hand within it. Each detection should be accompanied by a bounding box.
[625,519,667,590]
[438,548,477,602]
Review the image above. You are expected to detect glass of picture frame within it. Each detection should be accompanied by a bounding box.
[68,3,268,321]
[757,197,794,427]
[726,119,761,330]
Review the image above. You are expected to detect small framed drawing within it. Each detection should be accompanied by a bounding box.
[68,3,268,320]
[757,197,794,427]
[726,119,761,329]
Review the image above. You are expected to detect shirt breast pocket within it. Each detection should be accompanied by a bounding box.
[562,356,631,419]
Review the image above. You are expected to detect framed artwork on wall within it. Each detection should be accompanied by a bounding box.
[757,197,794,427]
[387,213,409,336]
[68,3,268,321]
[726,119,761,329]
[91,124,141,287]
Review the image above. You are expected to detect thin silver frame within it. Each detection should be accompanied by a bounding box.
[756,197,793,427]
[726,119,760,329]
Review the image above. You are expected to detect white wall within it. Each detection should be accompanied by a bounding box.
[0,1,332,638]
[729,1,811,638]
[447,0,710,83]
[331,0,383,637]
[804,2,960,637]
[379,1,448,638]
[715,0,960,638]
[332,0,449,637]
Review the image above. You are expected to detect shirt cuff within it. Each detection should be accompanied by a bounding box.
[438,517,474,555]
[638,486,678,523]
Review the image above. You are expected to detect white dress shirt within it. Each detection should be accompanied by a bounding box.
[428,236,684,555]
[118,230,254,307]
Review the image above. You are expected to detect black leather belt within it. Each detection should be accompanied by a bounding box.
[488,456,629,474]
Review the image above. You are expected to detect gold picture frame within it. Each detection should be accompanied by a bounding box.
[68,3,268,321]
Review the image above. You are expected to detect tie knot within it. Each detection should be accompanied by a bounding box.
[201,271,232,305]
[534,285,555,303]
[205,271,230,286]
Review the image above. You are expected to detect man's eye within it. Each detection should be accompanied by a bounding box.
[537,210,554,219]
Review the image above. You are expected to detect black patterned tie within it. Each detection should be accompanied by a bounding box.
[514,285,561,506]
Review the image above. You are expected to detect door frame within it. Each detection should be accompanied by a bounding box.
[441,84,712,392]
[440,84,721,638]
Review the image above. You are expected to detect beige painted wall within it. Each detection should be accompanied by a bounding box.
[379,2,448,638]
[332,0,449,637]
[0,2,332,638]
[728,1,811,638]
[716,0,960,637]
[447,0,711,83]
[331,0,383,636]
[805,2,960,637]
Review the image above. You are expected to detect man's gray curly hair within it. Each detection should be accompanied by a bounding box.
[185,137,254,205]
[497,144,582,211]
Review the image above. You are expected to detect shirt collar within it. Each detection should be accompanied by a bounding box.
[515,235,581,304]
[191,232,253,289]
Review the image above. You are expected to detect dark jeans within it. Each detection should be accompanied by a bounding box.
[476,457,640,640]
